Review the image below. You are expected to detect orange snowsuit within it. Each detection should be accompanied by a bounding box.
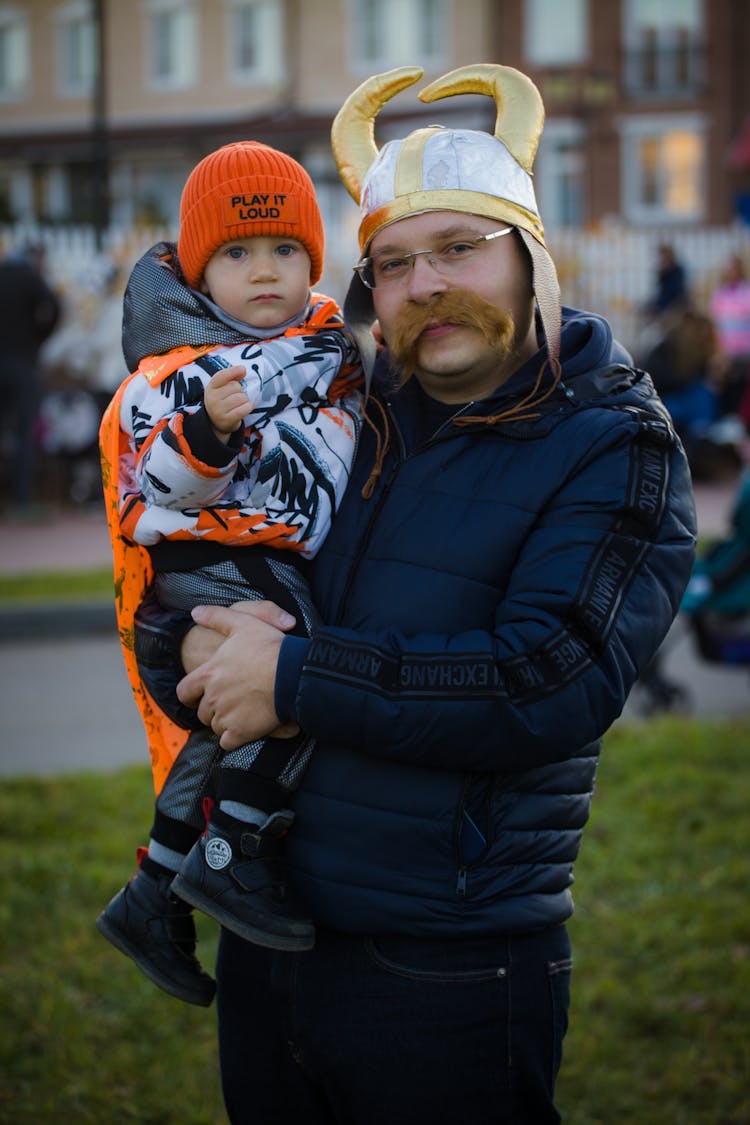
[100,294,360,793]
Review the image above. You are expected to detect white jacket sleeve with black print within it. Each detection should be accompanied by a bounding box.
[118,332,362,559]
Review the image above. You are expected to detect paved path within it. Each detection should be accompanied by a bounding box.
[0,502,112,575]
[0,503,141,776]
[0,634,146,777]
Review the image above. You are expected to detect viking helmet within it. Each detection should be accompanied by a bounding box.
[331,64,561,366]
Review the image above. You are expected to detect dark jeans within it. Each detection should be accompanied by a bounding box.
[0,354,41,506]
[217,923,572,1124]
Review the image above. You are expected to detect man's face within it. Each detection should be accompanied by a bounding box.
[370,211,538,403]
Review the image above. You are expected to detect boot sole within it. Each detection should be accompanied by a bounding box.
[170,874,315,952]
[95,911,216,1007]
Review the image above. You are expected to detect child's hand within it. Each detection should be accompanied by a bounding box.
[204,365,252,442]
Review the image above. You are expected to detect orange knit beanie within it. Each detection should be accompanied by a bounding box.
[177,141,325,288]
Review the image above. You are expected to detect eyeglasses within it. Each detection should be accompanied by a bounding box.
[354,227,514,289]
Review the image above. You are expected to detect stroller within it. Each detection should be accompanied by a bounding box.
[634,470,750,715]
[682,470,750,667]
[36,380,110,506]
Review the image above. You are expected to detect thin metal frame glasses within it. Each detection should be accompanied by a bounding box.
[354,227,514,289]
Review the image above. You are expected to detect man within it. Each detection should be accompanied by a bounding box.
[173,65,696,1123]
[710,252,750,419]
[0,243,60,510]
[649,242,689,319]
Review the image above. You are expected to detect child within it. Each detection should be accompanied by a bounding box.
[96,142,363,1007]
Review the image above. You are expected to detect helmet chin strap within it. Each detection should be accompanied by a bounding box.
[517,228,561,369]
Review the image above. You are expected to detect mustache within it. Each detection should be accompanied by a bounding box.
[387,289,515,383]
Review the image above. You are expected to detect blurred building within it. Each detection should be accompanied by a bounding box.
[0,0,748,238]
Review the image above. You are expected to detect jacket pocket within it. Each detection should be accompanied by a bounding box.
[456,773,494,866]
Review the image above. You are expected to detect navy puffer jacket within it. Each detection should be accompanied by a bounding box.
[279,307,697,935]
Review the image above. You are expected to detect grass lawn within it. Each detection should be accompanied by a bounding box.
[1,716,748,1123]
[0,768,225,1124]
[558,717,750,1124]
[0,568,114,604]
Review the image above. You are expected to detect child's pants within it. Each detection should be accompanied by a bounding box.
[150,555,318,846]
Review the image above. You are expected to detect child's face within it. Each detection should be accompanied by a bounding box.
[201,236,312,327]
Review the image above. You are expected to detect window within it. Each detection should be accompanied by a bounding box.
[621,115,706,223]
[0,166,33,222]
[524,0,589,66]
[40,166,71,222]
[146,0,197,90]
[350,0,448,72]
[623,0,704,97]
[109,160,181,227]
[0,7,29,100]
[536,120,585,229]
[226,0,282,82]
[56,1,97,97]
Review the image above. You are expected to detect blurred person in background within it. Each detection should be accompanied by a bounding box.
[0,243,61,513]
[647,242,689,322]
[710,253,750,423]
[636,242,690,364]
[644,308,732,480]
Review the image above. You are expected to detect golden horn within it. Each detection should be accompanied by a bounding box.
[331,66,424,203]
[418,64,545,173]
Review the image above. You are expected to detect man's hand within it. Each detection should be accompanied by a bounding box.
[180,600,274,673]
[177,601,300,750]
[180,622,225,673]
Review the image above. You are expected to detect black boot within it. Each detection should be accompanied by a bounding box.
[171,809,315,952]
[96,854,216,1007]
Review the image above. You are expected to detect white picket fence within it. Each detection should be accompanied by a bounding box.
[549,220,750,358]
[4,218,750,389]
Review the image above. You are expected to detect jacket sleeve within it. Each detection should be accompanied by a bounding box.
[119,362,246,511]
[120,335,363,556]
[290,406,697,772]
[134,401,244,510]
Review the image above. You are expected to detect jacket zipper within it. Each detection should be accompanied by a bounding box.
[332,398,474,630]
[332,415,403,625]
[333,396,486,901]
[333,399,477,625]
[429,400,477,440]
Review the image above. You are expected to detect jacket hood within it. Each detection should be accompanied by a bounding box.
[556,306,632,377]
[122,242,255,372]
[121,241,312,373]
